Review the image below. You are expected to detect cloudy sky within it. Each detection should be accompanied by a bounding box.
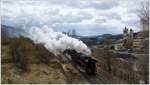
[1,0,147,36]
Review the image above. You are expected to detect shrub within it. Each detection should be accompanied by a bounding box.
[35,44,55,64]
[9,36,35,71]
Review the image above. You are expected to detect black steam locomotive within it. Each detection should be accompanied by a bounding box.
[63,49,98,75]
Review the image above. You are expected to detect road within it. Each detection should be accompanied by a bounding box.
[110,50,148,56]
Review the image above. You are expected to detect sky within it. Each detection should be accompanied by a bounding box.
[1,0,147,36]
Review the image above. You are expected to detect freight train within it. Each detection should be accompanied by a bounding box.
[63,49,98,75]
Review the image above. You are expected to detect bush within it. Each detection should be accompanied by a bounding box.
[1,34,10,45]
[7,36,57,71]
[9,36,35,71]
[35,44,56,64]
[103,52,113,72]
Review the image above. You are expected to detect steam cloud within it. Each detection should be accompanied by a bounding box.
[25,25,91,56]
[7,12,91,56]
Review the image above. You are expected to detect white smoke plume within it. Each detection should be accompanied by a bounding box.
[7,12,91,56]
[25,25,91,56]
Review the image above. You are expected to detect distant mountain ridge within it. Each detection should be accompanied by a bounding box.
[1,24,23,37]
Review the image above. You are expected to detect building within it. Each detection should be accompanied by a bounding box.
[114,43,125,51]
[66,29,77,38]
[123,27,134,44]
[114,39,125,51]
[123,27,129,40]
[114,27,134,51]
[129,29,134,39]
[62,29,77,38]
[133,37,144,49]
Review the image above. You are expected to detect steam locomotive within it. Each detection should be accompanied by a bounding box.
[63,49,98,75]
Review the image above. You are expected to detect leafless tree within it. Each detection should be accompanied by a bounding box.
[139,0,149,31]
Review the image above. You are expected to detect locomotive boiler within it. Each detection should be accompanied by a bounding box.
[63,49,98,75]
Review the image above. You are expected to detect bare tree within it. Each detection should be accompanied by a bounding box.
[139,0,149,31]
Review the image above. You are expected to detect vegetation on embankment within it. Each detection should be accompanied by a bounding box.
[1,36,88,84]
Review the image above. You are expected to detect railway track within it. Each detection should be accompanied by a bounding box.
[71,62,106,84]
[95,72,109,83]
[63,54,107,84]
[82,72,106,84]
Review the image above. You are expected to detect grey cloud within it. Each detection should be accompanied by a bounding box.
[87,1,119,10]
[47,12,93,24]
[95,19,107,23]
[2,0,119,11]
[122,20,139,27]
[1,0,140,36]
[99,12,121,20]
[48,8,60,16]
[34,0,119,10]
[126,8,140,15]
[1,0,14,4]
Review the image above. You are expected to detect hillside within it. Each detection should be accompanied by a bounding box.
[1,35,89,84]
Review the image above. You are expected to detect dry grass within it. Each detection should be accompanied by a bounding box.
[1,63,67,84]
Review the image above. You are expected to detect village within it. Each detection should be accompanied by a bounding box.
[91,27,149,84]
